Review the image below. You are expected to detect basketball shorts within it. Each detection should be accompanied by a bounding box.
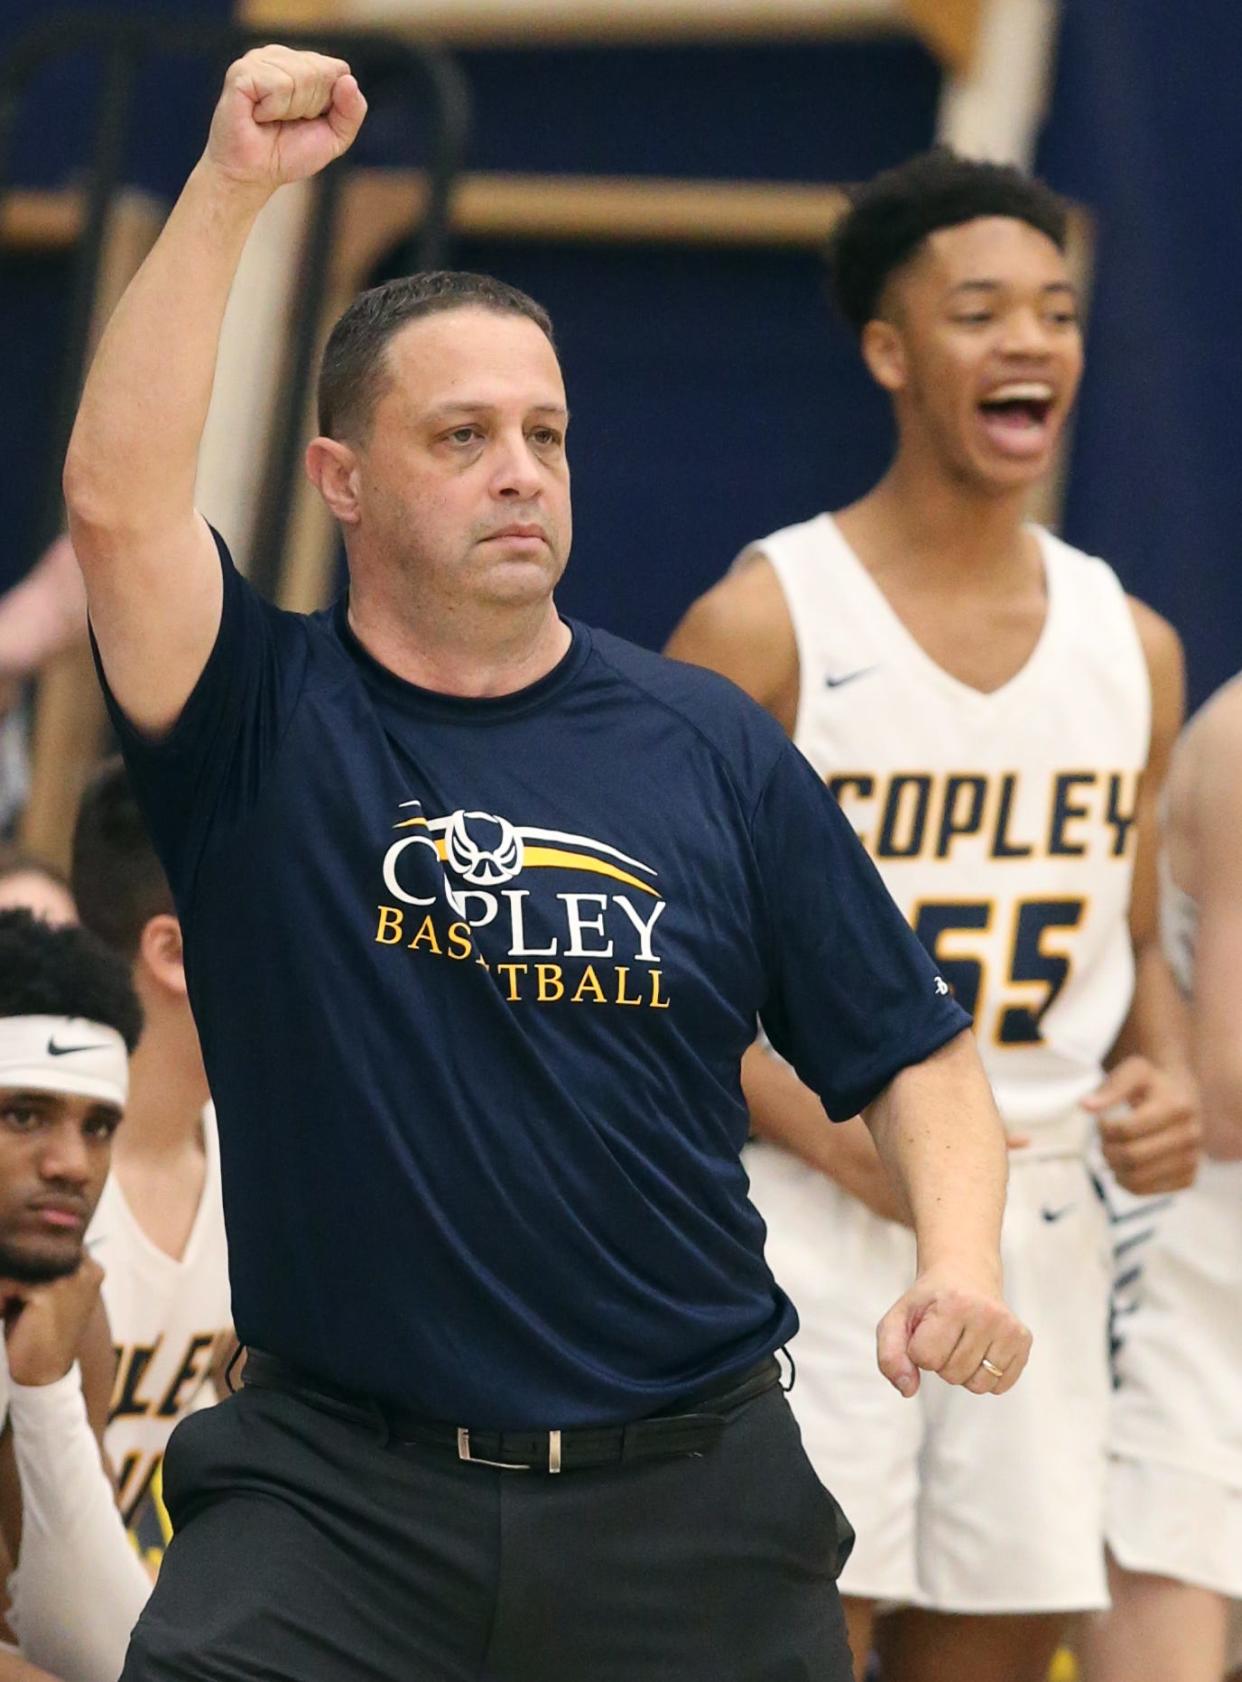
[1106,1161,1242,1599]
[745,1138,1112,1613]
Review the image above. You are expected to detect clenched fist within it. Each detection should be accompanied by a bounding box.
[205,45,367,191]
[876,1260,1032,1399]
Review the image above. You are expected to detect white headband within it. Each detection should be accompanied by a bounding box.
[0,1016,128,1109]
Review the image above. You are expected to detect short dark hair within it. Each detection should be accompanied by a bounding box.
[71,757,173,963]
[826,148,1070,334]
[318,270,557,442]
[0,908,142,1051]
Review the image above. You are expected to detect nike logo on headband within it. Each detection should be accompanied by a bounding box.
[46,1037,111,1057]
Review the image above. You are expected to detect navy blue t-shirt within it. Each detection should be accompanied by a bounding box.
[98,534,967,1428]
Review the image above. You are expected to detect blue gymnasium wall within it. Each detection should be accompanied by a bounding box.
[1036,0,1242,712]
[0,3,1237,710]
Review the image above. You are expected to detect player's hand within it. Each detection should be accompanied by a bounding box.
[204,45,367,191]
[876,1260,1032,1399]
[0,1256,105,1387]
[1086,1056,1201,1195]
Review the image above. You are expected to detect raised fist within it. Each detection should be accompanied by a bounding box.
[205,44,367,190]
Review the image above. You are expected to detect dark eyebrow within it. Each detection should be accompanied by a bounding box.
[424,401,570,422]
[947,279,1078,299]
[0,1089,55,1108]
[87,1103,123,1129]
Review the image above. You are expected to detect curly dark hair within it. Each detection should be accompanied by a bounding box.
[0,907,142,1050]
[826,148,1070,334]
[318,270,557,443]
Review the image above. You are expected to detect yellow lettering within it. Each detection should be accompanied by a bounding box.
[648,971,671,1009]
[536,963,565,1002]
[1105,772,1141,857]
[614,966,643,1007]
[495,962,527,1001]
[446,922,474,960]
[408,915,442,955]
[375,904,405,944]
[572,965,607,1004]
[156,1333,216,1419]
[1048,772,1096,857]
[993,774,1035,859]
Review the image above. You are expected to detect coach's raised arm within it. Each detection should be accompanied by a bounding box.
[62,47,366,734]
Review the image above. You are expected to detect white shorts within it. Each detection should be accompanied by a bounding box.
[746,1139,1113,1614]
[1107,1458,1242,1600]
[1105,1161,1242,1596]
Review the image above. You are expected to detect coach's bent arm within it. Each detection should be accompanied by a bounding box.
[63,46,366,737]
[863,1029,1030,1398]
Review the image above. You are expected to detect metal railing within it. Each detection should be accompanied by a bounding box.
[0,11,471,594]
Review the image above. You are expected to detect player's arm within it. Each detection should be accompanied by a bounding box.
[865,1029,1030,1396]
[0,535,87,683]
[1086,600,1200,1193]
[62,46,366,737]
[1,1263,151,1681]
[742,1046,910,1224]
[668,560,916,1213]
[664,551,801,732]
[0,1647,57,1682]
[1186,685,1242,1158]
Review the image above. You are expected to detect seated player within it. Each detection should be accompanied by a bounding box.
[71,759,232,1567]
[1081,674,1242,1682]
[0,907,151,1681]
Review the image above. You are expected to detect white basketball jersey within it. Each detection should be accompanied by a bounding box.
[87,1105,232,1537]
[757,514,1150,1142]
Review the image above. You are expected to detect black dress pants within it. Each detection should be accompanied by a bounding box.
[120,1376,855,1681]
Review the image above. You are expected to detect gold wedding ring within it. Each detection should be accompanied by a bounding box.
[979,1357,1004,1379]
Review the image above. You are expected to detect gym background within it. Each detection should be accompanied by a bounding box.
[0,0,1236,748]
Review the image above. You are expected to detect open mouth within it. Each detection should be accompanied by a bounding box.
[977,382,1056,458]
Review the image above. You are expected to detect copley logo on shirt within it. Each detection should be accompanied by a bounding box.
[374,802,671,1009]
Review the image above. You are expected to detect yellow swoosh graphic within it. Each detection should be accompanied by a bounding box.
[430,840,658,897]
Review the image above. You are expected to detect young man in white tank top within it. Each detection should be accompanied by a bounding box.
[667,150,1200,1682]
[0,908,152,1681]
[1080,674,1242,1682]
[71,757,233,1566]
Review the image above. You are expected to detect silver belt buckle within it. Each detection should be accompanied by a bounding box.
[455,1426,563,1472]
[455,1427,531,1471]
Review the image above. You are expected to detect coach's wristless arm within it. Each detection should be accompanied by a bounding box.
[64,159,272,542]
[863,1032,1031,1399]
[862,1030,1006,1281]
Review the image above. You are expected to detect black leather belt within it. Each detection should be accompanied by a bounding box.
[241,1349,782,1474]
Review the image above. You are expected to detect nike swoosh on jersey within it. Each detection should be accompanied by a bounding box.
[1040,1203,1076,1223]
[46,1038,111,1056]
[824,666,877,689]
